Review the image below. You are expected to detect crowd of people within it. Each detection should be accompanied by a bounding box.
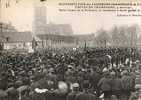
[0,47,141,100]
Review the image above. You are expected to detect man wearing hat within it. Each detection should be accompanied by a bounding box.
[67,83,80,100]
[75,81,97,100]
[120,70,135,100]
[110,71,122,100]
[98,71,111,100]
[6,86,18,100]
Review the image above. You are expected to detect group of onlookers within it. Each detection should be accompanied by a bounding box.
[0,47,140,100]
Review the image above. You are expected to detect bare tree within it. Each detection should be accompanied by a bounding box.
[111,26,119,47]
[96,29,110,48]
[126,24,139,47]
[111,25,139,47]
[118,26,128,47]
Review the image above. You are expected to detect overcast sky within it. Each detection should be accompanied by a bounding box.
[1,0,141,34]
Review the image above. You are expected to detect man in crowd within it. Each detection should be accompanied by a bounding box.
[120,70,135,100]
[98,71,112,100]
[75,81,97,100]
[67,83,80,100]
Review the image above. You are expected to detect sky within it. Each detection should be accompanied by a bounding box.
[1,0,141,34]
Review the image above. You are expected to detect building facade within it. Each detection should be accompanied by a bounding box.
[1,32,34,52]
[37,34,96,49]
[0,22,17,33]
[33,6,47,34]
[45,23,73,35]
[33,6,73,35]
